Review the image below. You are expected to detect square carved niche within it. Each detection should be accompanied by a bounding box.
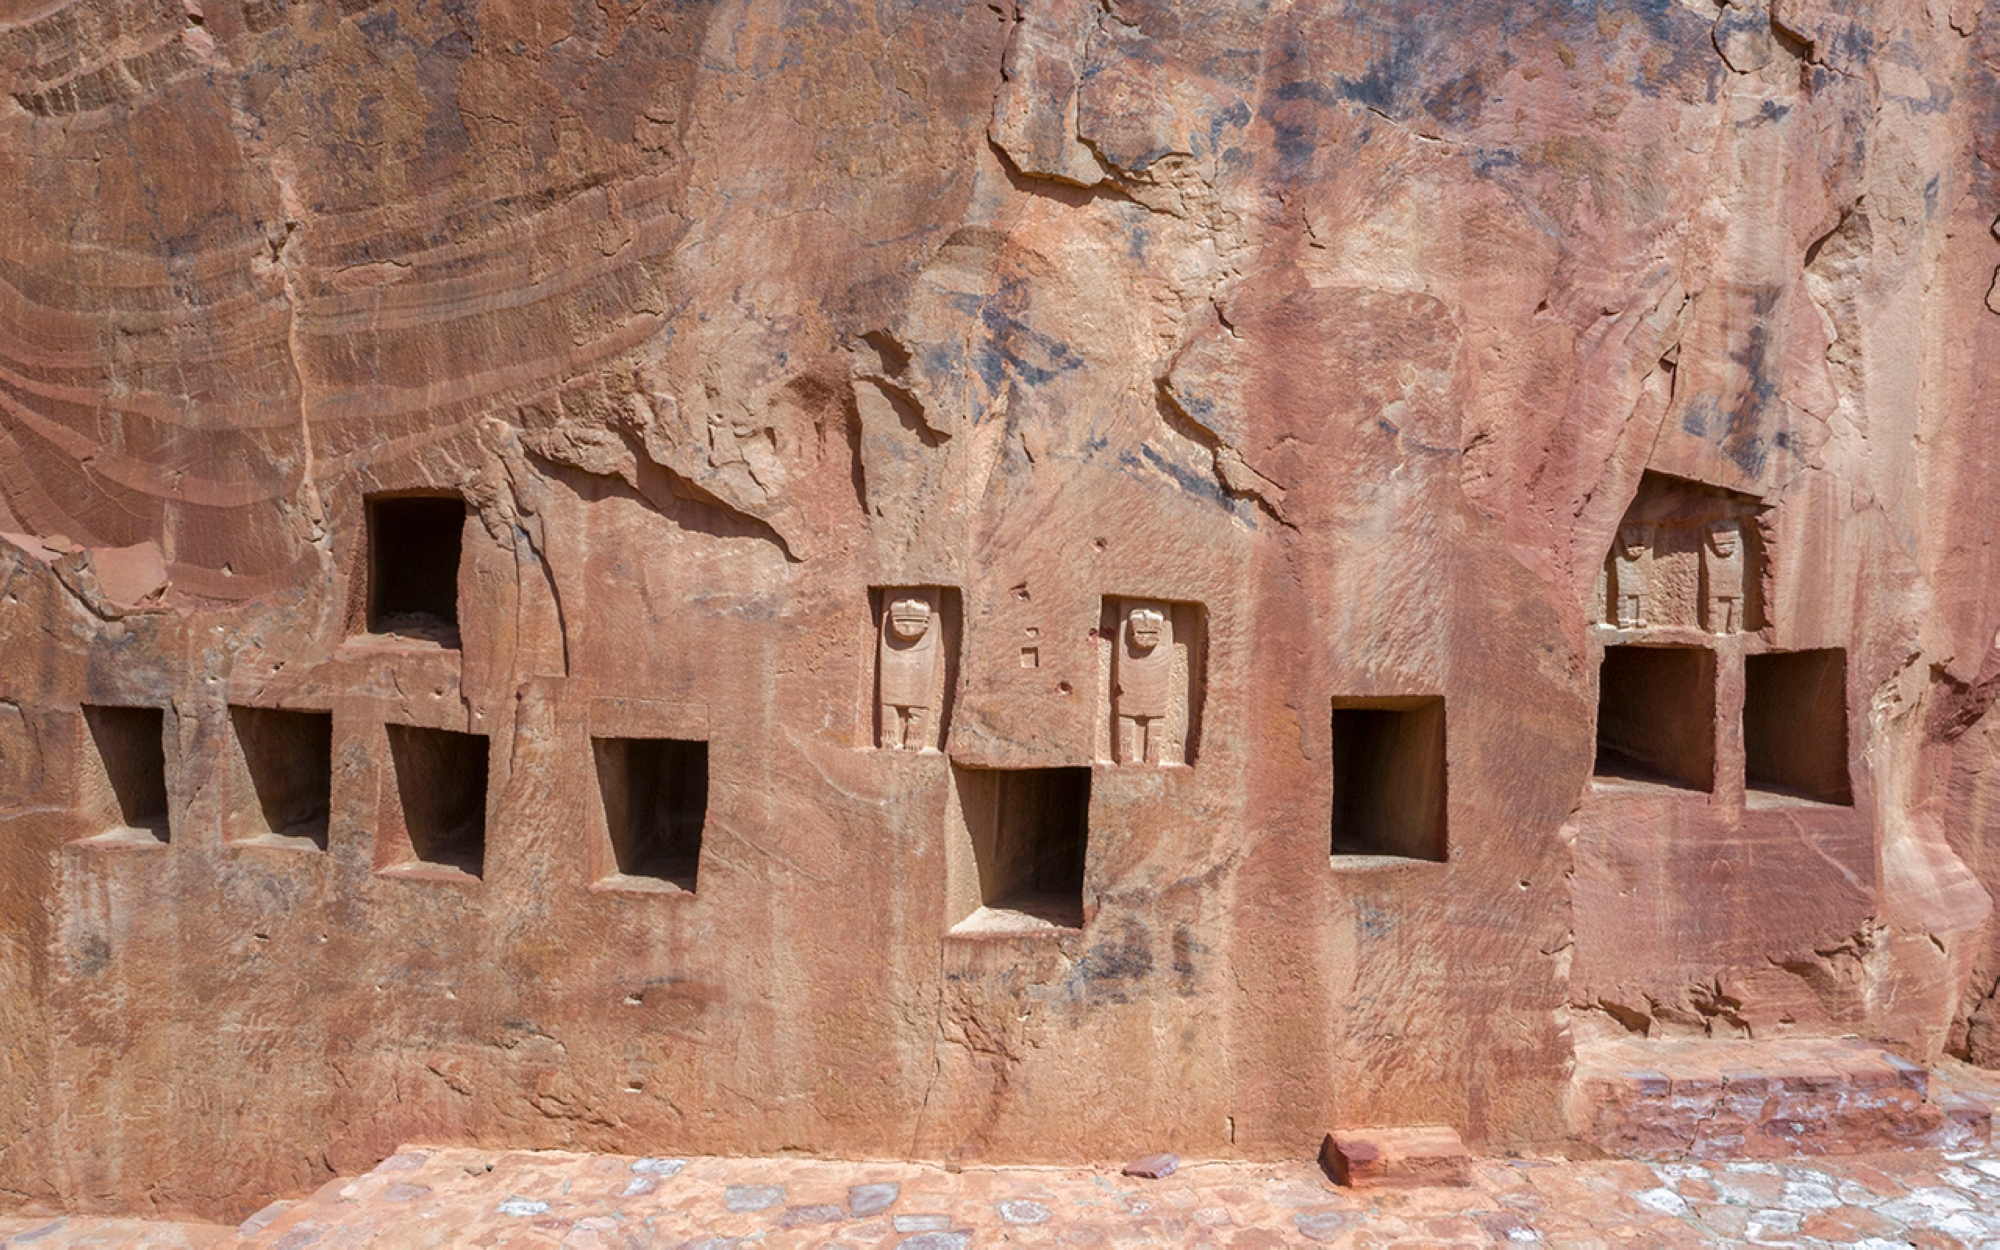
[225,707,332,850]
[1096,597,1205,766]
[1745,649,1852,805]
[364,493,466,645]
[1594,644,1716,792]
[75,705,170,844]
[946,765,1090,935]
[379,724,488,879]
[1329,697,1448,863]
[592,737,708,892]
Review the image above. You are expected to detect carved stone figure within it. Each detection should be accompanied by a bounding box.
[1611,524,1651,629]
[1115,604,1174,764]
[1704,519,1745,634]
[877,593,940,750]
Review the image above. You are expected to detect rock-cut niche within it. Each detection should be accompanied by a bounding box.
[361,493,469,647]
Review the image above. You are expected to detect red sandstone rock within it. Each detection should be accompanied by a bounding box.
[1321,1128,1472,1189]
[0,0,1998,1225]
[1569,1037,1991,1159]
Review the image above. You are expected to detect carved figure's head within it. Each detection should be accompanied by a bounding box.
[1128,608,1166,651]
[888,598,933,641]
[1708,520,1740,556]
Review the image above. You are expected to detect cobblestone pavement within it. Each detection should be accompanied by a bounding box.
[9,1145,2000,1247]
[6,1063,2000,1248]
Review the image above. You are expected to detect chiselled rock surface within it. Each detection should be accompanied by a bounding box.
[2,0,2000,1224]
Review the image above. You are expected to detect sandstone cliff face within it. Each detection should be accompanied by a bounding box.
[1,0,1998,1220]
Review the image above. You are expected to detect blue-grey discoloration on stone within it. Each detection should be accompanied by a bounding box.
[632,1157,686,1176]
[997,1198,1052,1224]
[724,1184,785,1212]
[850,1182,900,1215]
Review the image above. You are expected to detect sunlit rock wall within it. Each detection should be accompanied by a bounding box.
[2,0,1998,1220]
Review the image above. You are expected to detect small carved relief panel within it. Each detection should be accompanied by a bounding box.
[873,587,959,751]
[1096,598,1204,766]
[1702,518,1746,634]
[1598,473,1764,634]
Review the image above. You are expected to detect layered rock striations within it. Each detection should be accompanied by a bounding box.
[2,0,1999,1220]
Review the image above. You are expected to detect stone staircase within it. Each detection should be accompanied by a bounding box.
[1570,1036,1992,1160]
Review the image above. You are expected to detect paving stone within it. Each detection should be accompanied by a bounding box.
[892,1212,953,1232]
[849,1181,900,1215]
[996,1197,1052,1224]
[778,1202,844,1226]
[631,1157,686,1176]
[1631,1186,1687,1217]
[1292,1208,1351,1241]
[722,1183,784,1212]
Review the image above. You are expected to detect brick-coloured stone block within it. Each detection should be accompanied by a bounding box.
[1321,1127,1472,1189]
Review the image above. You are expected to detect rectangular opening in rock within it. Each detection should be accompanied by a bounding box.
[384,724,488,877]
[592,737,707,891]
[950,765,1090,932]
[226,707,332,849]
[1744,648,1851,805]
[1593,644,1715,791]
[1329,697,1447,862]
[366,493,465,643]
[79,704,169,843]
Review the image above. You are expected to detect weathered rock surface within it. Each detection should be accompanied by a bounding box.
[2,0,1999,1223]
[1570,1036,1992,1159]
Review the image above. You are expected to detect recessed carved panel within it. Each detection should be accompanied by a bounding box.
[1096,598,1204,766]
[872,586,960,752]
[1598,473,1764,634]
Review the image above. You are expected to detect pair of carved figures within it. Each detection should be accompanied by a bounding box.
[874,596,1178,765]
[1609,519,1745,633]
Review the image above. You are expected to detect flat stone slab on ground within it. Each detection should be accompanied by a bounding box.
[1322,1125,1473,1188]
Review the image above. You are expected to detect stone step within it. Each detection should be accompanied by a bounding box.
[1321,1126,1473,1189]
[1570,1036,1992,1160]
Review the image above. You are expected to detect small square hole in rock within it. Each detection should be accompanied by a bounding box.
[1745,649,1851,805]
[366,494,465,644]
[1594,644,1715,792]
[78,705,169,843]
[593,737,707,891]
[951,765,1089,933]
[1330,697,1447,862]
[385,724,488,877]
[227,707,332,849]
